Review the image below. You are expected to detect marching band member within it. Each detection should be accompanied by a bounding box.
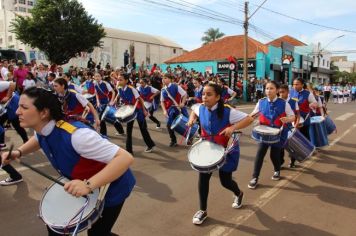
[0,81,29,186]
[248,81,295,189]
[94,72,125,136]
[138,78,161,129]
[63,72,83,94]
[160,73,189,147]
[187,83,253,225]
[289,78,317,141]
[217,78,237,103]
[187,77,203,106]
[115,74,156,154]
[310,88,325,117]
[278,84,300,168]
[52,78,100,130]
[0,87,135,235]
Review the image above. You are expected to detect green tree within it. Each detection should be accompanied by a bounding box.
[11,0,106,65]
[201,28,225,45]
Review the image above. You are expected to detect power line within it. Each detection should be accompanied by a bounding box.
[256,5,356,34]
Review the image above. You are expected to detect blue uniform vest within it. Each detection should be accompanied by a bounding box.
[290,89,311,125]
[199,105,240,172]
[95,82,110,105]
[119,86,145,122]
[36,121,136,207]
[259,98,288,147]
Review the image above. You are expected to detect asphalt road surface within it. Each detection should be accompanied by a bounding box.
[0,102,355,236]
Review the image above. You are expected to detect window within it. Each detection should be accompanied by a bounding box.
[0,38,3,44]
[173,48,176,54]
[27,1,33,6]
[323,59,325,66]
[18,7,26,12]
[8,36,12,42]
[327,61,329,67]
[19,0,26,4]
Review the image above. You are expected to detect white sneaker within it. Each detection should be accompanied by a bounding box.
[192,210,207,225]
[0,177,23,186]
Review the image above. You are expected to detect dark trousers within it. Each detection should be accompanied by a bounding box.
[148,110,160,126]
[252,143,281,178]
[0,114,29,144]
[0,158,22,180]
[167,124,176,143]
[126,119,155,153]
[198,171,241,211]
[47,202,125,236]
[324,91,331,103]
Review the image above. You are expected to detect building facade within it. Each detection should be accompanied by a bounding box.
[331,56,356,73]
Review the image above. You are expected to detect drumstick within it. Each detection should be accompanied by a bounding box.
[17,160,65,187]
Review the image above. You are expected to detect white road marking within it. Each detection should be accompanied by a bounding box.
[208,123,356,236]
[335,113,355,121]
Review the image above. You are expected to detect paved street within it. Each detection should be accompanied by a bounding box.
[0,102,355,236]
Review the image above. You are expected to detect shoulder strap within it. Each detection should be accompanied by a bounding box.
[56,120,77,134]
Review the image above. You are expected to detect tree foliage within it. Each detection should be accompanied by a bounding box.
[10,0,106,65]
[201,28,225,45]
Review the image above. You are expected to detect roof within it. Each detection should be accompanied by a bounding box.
[267,35,307,47]
[104,27,182,49]
[165,35,268,63]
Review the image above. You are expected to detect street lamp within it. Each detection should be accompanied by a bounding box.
[316,35,345,83]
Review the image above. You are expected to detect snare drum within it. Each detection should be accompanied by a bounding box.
[101,105,118,124]
[171,114,199,142]
[39,177,104,234]
[83,93,96,105]
[188,140,226,173]
[144,101,152,110]
[284,128,315,162]
[115,105,137,123]
[251,125,281,144]
[0,104,7,116]
[309,116,328,147]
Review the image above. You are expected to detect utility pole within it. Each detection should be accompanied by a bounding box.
[243,1,248,101]
[316,42,321,84]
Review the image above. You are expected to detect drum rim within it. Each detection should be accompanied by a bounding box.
[253,125,281,135]
[188,140,225,168]
[39,177,103,229]
[115,105,135,119]
[170,114,185,129]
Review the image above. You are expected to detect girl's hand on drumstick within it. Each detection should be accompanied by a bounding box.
[219,126,235,137]
[64,180,91,197]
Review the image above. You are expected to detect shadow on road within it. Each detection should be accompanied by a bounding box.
[133,170,177,202]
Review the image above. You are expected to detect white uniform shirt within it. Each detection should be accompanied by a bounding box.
[36,120,119,163]
[192,103,248,124]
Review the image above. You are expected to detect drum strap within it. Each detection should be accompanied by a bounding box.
[163,87,181,111]
[56,120,77,134]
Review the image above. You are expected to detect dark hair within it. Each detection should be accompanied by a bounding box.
[163,73,175,80]
[193,77,202,83]
[22,87,64,121]
[54,77,68,90]
[49,73,56,78]
[205,83,224,120]
[266,80,280,89]
[279,84,289,91]
[27,72,35,80]
[140,78,149,84]
[64,72,71,78]
[293,77,305,85]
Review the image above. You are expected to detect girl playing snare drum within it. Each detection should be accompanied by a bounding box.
[1,87,135,235]
[187,83,253,225]
[248,81,295,189]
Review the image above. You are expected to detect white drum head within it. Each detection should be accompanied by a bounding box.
[83,94,95,100]
[188,140,225,167]
[116,105,135,119]
[254,125,280,135]
[144,101,152,109]
[40,177,99,227]
[310,116,325,124]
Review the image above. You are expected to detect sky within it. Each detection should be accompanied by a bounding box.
[77,0,356,60]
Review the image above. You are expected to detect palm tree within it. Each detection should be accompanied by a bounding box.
[201,28,225,45]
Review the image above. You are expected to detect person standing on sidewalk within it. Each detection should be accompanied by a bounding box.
[248,81,295,189]
[187,83,253,225]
